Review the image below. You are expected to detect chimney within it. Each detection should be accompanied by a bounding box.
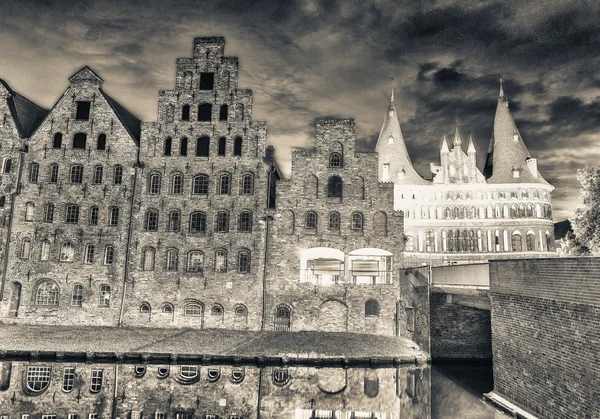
[265,145,275,163]
[526,158,538,178]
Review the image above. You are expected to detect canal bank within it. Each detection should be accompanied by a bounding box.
[0,324,429,366]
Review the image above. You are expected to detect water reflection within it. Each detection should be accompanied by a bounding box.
[0,361,502,418]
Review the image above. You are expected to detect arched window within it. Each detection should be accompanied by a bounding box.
[35,280,60,305]
[162,304,173,314]
[328,212,340,230]
[149,173,161,194]
[219,104,228,121]
[71,284,83,307]
[84,244,95,264]
[97,134,106,150]
[73,133,87,149]
[217,211,229,232]
[187,251,204,272]
[511,204,518,218]
[511,233,522,251]
[219,174,231,194]
[218,137,227,156]
[140,303,151,314]
[108,207,119,226]
[238,211,252,232]
[305,211,317,229]
[445,207,452,219]
[234,305,248,318]
[197,103,212,121]
[192,174,209,195]
[99,284,111,307]
[41,240,51,261]
[215,249,228,272]
[70,165,83,184]
[25,202,34,221]
[53,132,63,149]
[274,306,291,331]
[168,211,181,231]
[196,136,210,157]
[181,104,190,121]
[29,163,39,183]
[519,204,526,218]
[526,233,535,251]
[545,232,552,251]
[189,211,207,233]
[447,230,454,252]
[273,368,289,385]
[180,137,188,156]
[442,230,448,252]
[405,235,414,252]
[503,205,510,218]
[238,250,251,273]
[184,303,203,317]
[241,173,254,195]
[145,209,159,231]
[1,158,11,174]
[327,176,343,198]
[166,249,178,271]
[351,212,364,231]
[114,165,123,185]
[49,164,59,183]
[104,245,114,265]
[183,71,193,89]
[60,242,75,262]
[89,206,99,225]
[234,136,243,156]
[329,152,342,167]
[365,299,379,317]
[453,207,460,219]
[20,238,32,259]
[93,165,103,184]
[170,174,183,194]
[26,366,51,392]
[163,137,172,156]
[142,248,155,271]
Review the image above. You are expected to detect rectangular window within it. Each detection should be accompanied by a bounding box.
[219,175,230,194]
[166,250,178,271]
[104,246,114,265]
[114,166,123,185]
[75,101,91,120]
[41,416,57,419]
[70,166,83,184]
[88,415,98,419]
[130,412,142,419]
[71,285,83,307]
[84,245,95,264]
[63,367,75,392]
[50,165,59,183]
[25,202,34,221]
[383,163,390,180]
[44,204,55,223]
[109,207,119,226]
[30,163,39,183]
[22,416,30,419]
[90,370,103,392]
[68,415,78,419]
[93,166,103,184]
[66,205,79,223]
[199,72,214,90]
[154,414,165,419]
[89,207,99,226]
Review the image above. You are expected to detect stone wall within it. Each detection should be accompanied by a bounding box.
[489,257,600,419]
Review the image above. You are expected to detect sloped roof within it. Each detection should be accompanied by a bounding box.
[100,89,141,145]
[69,66,104,85]
[0,79,48,138]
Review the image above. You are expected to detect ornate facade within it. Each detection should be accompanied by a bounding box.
[376,81,556,266]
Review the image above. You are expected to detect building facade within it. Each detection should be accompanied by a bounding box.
[377,82,556,267]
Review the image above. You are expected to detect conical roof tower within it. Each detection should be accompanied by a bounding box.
[485,79,549,185]
[376,84,429,185]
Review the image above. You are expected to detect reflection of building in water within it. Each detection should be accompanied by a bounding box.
[0,361,430,419]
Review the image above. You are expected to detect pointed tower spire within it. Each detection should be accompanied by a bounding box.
[440,133,449,153]
[467,131,476,154]
[499,76,505,98]
[376,80,429,185]
[452,118,462,147]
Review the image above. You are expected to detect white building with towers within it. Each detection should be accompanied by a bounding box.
[376,80,556,266]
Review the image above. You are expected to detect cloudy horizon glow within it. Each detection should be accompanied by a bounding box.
[2,0,599,221]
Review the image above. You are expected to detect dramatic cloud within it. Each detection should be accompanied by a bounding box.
[1,0,599,221]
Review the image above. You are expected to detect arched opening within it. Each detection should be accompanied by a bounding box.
[53,132,63,149]
[234,136,243,156]
[97,134,106,150]
[163,137,172,156]
[274,305,291,331]
[218,137,226,156]
[180,137,188,156]
[172,173,184,194]
[365,299,380,317]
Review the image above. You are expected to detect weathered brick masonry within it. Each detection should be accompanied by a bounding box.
[489,257,600,419]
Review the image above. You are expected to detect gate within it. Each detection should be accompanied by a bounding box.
[274,306,291,331]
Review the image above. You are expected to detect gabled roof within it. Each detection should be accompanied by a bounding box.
[100,89,141,145]
[0,79,48,138]
[68,66,104,85]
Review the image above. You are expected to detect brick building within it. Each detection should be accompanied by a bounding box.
[377,81,556,267]
[122,37,281,330]
[0,67,140,325]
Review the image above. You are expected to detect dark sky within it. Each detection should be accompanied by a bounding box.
[2,0,599,221]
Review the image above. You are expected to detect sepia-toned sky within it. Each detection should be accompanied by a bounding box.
[1,0,599,221]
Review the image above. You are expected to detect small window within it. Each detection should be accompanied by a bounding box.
[181,104,190,121]
[238,211,252,232]
[60,242,75,262]
[238,250,251,273]
[327,176,343,198]
[192,174,209,194]
[184,303,203,317]
[149,173,161,194]
[351,213,364,231]
[218,137,226,156]
[241,173,254,195]
[215,249,227,273]
[273,368,289,386]
[189,212,207,233]
[145,210,159,231]
[35,281,60,305]
[328,212,340,230]
[26,366,51,392]
[75,101,91,120]
[142,248,155,271]
[93,166,103,184]
[0,196,4,208]
[233,136,242,156]
[66,205,79,223]
[2,157,12,174]
[207,368,220,382]
[53,133,63,149]
[84,245,95,264]
[89,206,99,226]
[196,136,210,157]
[219,104,228,121]
[164,137,172,156]
[90,369,103,393]
[71,284,83,307]
[73,133,87,149]
[180,365,199,379]
[305,211,317,229]
[30,163,39,183]
[219,174,231,194]
[197,103,212,122]
[365,299,380,317]
[180,137,188,156]
[62,367,75,392]
[40,240,51,261]
[25,202,35,221]
[50,164,59,183]
[166,248,178,271]
[97,134,106,150]
[199,72,214,90]
[44,203,55,223]
[168,211,181,232]
[20,238,32,259]
[99,285,110,306]
[172,174,183,194]
[234,305,247,317]
[70,165,83,184]
[108,207,119,226]
[216,211,229,233]
[187,251,204,273]
[364,377,379,398]
[231,368,245,383]
[104,245,114,265]
[329,152,341,167]
[156,366,170,378]
[140,303,151,314]
[114,165,123,185]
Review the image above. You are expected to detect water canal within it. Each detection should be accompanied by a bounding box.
[0,360,505,418]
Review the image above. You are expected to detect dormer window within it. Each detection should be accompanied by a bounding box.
[388,135,394,144]
[382,164,389,180]
[398,168,406,180]
[512,168,520,178]
[513,130,518,142]
[75,101,91,120]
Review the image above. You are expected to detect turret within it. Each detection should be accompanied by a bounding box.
[375,83,429,185]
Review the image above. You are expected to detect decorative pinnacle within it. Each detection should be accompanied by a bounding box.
[499,76,505,98]
[454,117,460,125]
[390,77,395,103]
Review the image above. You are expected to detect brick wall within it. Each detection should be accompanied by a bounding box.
[489,257,600,419]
